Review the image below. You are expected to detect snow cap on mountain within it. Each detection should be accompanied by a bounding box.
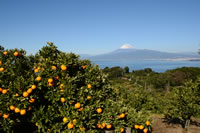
[120,44,134,49]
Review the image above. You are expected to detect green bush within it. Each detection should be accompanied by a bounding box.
[164,79,200,129]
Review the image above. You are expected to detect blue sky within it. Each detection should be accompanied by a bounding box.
[0,0,200,55]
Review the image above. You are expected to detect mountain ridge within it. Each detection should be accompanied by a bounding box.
[80,48,200,61]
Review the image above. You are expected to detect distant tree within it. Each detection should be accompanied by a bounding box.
[124,66,129,74]
[165,79,200,131]
[144,68,153,73]
[126,87,149,112]
[132,69,135,73]
[102,66,110,73]
[102,66,124,79]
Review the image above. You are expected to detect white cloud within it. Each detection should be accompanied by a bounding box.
[120,44,134,49]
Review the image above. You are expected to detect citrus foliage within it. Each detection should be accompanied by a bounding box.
[0,47,34,132]
[164,79,200,128]
[0,43,152,133]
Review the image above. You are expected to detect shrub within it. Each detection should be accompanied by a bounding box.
[164,79,200,130]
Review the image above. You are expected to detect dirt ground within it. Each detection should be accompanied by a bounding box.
[152,115,200,133]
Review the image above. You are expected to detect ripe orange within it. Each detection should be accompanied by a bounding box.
[31,85,37,89]
[78,107,83,111]
[134,125,139,129]
[145,120,150,126]
[35,123,38,127]
[0,61,2,65]
[41,68,45,71]
[102,123,106,128]
[13,52,19,56]
[55,75,59,80]
[10,105,16,111]
[16,93,19,96]
[97,108,102,114]
[119,113,125,119]
[0,67,4,72]
[143,128,148,133]
[87,84,92,89]
[120,128,125,133]
[3,114,9,119]
[48,78,53,83]
[23,92,29,97]
[61,97,66,103]
[51,66,56,70]
[48,82,54,86]
[87,96,92,100]
[3,51,8,55]
[0,87,2,92]
[61,65,67,71]
[73,119,76,124]
[75,103,81,109]
[20,109,26,115]
[80,127,86,131]
[29,98,35,103]
[28,106,32,111]
[139,125,144,130]
[106,124,112,129]
[35,76,42,81]
[2,89,8,94]
[97,124,101,128]
[67,122,74,129]
[15,108,20,113]
[34,69,39,73]
[81,65,86,69]
[27,88,33,94]
[60,83,64,89]
[63,117,68,122]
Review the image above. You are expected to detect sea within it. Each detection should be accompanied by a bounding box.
[91,60,200,73]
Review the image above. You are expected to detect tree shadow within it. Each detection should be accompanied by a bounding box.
[13,122,37,133]
[163,116,185,128]
[163,116,200,128]
[190,119,200,127]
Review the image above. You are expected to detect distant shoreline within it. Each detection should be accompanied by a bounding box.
[164,58,200,61]
[90,58,200,62]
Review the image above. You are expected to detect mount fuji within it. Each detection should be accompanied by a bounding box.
[82,44,200,61]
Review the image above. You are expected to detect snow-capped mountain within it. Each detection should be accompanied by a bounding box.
[85,44,199,61]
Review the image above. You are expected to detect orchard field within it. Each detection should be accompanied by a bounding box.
[1,43,200,133]
[0,43,152,133]
[103,64,200,132]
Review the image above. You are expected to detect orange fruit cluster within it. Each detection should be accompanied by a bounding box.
[134,121,150,133]
[9,106,27,115]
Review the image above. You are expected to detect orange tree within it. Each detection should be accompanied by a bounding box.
[112,87,152,133]
[164,79,200,131]
[0,46,36,132]
[29,42,117,132]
